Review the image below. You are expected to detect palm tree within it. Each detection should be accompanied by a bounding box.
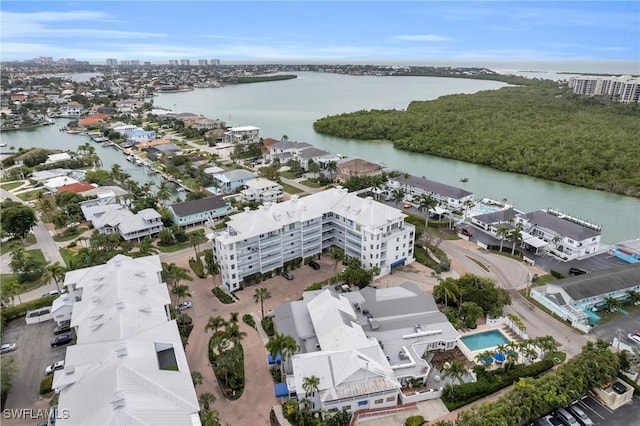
[110,164,123,183]
[198,392,216,411]
[191,371,203,387]
[391,188,405,206]
[416,194,438,228]
[224,322,246,348]
[162,263,193,292]
[308,160,321,180]
[155,181,171,206]
[253,287,272,320]
[442,359,466,384]
[229,311,239,325]
[331,246,344,272]
[626,290,640,306]
[434,278,459,307]
[459,177,469,188]
[172,284,191,305]
[205,315,227,335]
[509,224,524,255]
[326,161,338,182]
[302,375,320,409]
[281,134,289,141]
[41,261,66,294]
[494,225,509,253]
[266,332,300,378]
[189,231,207,258]
[603,296,622,313]
[462,199,474,221]
[137,236,157,256]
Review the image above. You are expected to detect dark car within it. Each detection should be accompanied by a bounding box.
[51,333,72,347]
[281,270,294,280]
[569,267,588,276]
[612,381,627,394]
[53,324,71,335]
[308,261,320,270]
[461,228,474,237]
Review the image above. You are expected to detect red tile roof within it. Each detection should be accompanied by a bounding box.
[56,182,96,193]
[263,138,281,148]
[78,114,110,127]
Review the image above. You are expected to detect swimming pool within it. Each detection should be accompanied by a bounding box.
[460,330,510,351]
[471,205,499,215]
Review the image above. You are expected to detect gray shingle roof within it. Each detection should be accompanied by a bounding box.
[520,210,600,240]
[473,208,519,224]
[555,263,640,301]
[169,196,228,217]
[395,175,472,200]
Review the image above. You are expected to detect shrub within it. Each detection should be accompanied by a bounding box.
[40,375,53,394]
[262,316,275,337]
[212,287,234,304]
[550,269,567,279]
[242,314,256,329]
[405,415,425,426]
[189,257,206,278]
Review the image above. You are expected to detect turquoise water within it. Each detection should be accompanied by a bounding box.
[460,330,509,351]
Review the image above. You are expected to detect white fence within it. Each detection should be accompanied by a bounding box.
[399,387,444,404]
[25,307,52,324]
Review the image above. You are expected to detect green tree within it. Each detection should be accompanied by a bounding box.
[391,188,405,205]
[0,355,17,397]
[191,371,203,387]
[189,230,207,258]
[433,278,459,307]
[253,287,272,320]
[416,194,438,228]
[0,202,37,241]
[331,246,344,272]
[172,284,192,305]
[198,392,216,411]
[460,177,469,188]
[327,160,338,182]
[509,223,524,255]
[442,359,466,384]
[496,225,510,253]
[41,261,67,294]
[205,315,227,335]
[308,160,321,180]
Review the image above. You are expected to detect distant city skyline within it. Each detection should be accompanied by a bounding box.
[1,1,638,63]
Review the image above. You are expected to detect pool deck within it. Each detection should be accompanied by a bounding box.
[457,324,516,364]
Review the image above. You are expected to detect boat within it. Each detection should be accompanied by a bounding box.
[46,118,55,125]
[0,143,7,148]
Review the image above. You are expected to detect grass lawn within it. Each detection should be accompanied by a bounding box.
[280,171,299,179]
[0,181,24,191]
[17,189,44,201]
[157,241,191,253]
[282,183,303,194]
[518,288,588,335]
[299,179,322,188]
[26,248,46,264]
[59,248,76,268]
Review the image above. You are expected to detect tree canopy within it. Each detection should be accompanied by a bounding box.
[314,79,640,197]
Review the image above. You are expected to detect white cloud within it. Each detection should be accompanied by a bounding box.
[393,34,451,42]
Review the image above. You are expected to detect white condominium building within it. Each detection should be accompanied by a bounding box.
[212,187,415,291]
[223,126,260,145]
[568,75,640,103]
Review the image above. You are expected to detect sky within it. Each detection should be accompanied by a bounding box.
[1,1,639,63]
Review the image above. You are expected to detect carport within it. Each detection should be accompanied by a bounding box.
[521,232,548,255]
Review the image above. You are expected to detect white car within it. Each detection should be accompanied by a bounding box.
[0,343,17,354]
[45,360,65,374]
[627,333,640,345]
[176,300,192,311]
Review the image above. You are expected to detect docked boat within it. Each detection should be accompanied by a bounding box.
[0,143,7,147]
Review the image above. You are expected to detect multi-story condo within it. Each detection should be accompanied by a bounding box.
[568,75,640,103]
[198,59,208,66]
[212,187,415,291]
[223,126,260,145]
[106,58,118,67]
[387,175,473,211]
[210,59,220,66]
[180,59,190,66]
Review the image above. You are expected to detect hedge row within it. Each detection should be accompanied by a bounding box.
[443,359,555,410]
[211,287,234,304]
[0,295,57,333]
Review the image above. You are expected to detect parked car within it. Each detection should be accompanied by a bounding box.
[51,334,72,347]
[547,417,564,426]
[461,228,474,237]
[403,203,413,209]
[627,332,640,345]
[45,360,65,375]
[53,324,71,335]
[569,403,594,426]
[281,270,294,280]
[569,267,588,276]
[555,407,578,425]
[612,381,627,394]
[0,343,17,354]
[308,261,320,270]
[176,300,192,311]
[532,417,554,426]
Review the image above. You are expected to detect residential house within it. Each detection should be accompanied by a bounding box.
[77,113,110,128]
[387,175,473,211]
[168,196,233,228]
[45,153,72,164]
[30,168,72,182]
[515,210,602,260]
[45,176,80,191]
[81,203,164,241]
[53,255,200,426]
[60,101,85,117]
[183,116,226,130]
[56,182,97,194]
[530,264,640,331]
[266,141,312,162]
[240,178,283,203]
[212,187,415,291]
[135,139,171,150]
[123,128,156,144]
[146,143,182,160]
[296,147,336,171]
[274,282,459,412]
[471,208,520,232]
[336,158,383,182]
[223,126,260,145]
[210,169,257,194]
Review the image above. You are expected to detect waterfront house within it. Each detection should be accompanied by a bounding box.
[53,255,200,426]
[471,208,520,232]
[210,169,257,194]
[183,115,226,130]
[59,101,85,117]
[223,126,260,145]
[146,143,182,160]
[387,175,473,211]
[81,203,163,241]
[336,158,383,182]
[212,187,415,291]
[123,128,157,144]
[296,147,336,171]
[266,141,312,162]
[44,176,80,191]
[530,264,640,331]
[239,178,283,203]
[135,139,171,150]
[168,196,233,228]
[118,208,164,241]
[56,182,97,194]
[30,168,72,182]
[273,282,459,411]
[515,210,601,260]
[45,152,72,164]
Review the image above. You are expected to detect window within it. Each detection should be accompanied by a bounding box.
[231,265,235,270]
[386,396,395,402]
[374,399,383,405]
[230,255,234,260]
[232,274,236,279]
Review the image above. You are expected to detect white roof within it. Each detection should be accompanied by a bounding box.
[82,204,133,228]
[219,187,406,243]
[244,177,281,190]
[46,176,79,189]
[30,168,71,181]
[119,209,161,234]
[228,126,259,131]
[54,321,200,426]
[46,153,72,163]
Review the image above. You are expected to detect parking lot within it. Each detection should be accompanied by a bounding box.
[1,317,69,410]
[570,393,640,426]
[589,304,640,349]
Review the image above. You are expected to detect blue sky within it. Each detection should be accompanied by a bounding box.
[1,1,638,62]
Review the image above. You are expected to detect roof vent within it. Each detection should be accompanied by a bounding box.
[139,305,152,313]
[111,391,126,409]
[115,300,125,310]
[91,296,101,304]
[113,258,122,267]
[64,364,75,375]
[115,342,128,357]
[134,271,145,277]
[138,285,148,294]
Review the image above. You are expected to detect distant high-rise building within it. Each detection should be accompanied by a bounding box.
[198,59,208,66]
[106,58,118,67]
[180,59,190,66]
[120,60,131,66]
[34,56,54,64]
[144,61,151,66]
[210,59,220,66]
[130,60,140,66]
[168,60,178,66]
